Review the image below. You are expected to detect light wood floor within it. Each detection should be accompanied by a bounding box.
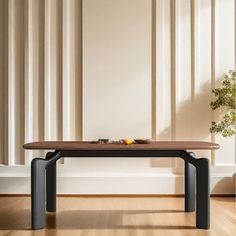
[0,196,235,236]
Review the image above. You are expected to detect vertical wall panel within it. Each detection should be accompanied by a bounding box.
[62,0,82,141]
[8,0,26,165]
[62,0,75,141]
[156,0,172,141]
[215,0,235,164]
[44,0,62,141]
[193,0,212,158]
[0,0,8,165]
[195,0,211,96]
[175,0,192,141]
[154,0,173,168]
[74,0,83,141]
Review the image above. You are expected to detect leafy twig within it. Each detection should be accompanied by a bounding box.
[210,70,236,137]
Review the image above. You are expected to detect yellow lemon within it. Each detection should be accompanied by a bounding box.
[123,139,133,145]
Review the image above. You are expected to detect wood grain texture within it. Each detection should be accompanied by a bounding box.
[0,196,235,235]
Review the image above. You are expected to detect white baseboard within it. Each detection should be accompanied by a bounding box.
[0,175,234,195]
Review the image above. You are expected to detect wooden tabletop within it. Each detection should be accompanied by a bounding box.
[23,141,220,151]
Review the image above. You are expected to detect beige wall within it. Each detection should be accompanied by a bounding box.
[0,0,235,194]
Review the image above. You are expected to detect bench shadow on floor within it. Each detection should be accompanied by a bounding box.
[0,209,196,230]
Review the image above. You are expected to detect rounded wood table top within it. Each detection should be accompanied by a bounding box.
[23,141,220,151]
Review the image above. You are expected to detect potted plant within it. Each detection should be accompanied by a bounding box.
[210,70,236,137]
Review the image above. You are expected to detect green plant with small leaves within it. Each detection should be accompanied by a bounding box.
[210,70,236,137]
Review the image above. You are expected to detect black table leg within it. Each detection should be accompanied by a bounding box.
[31,158,47,230]
[181,151,210,229]
[31,151,61,230]
[46,152,57,212]
[185,153,196,212]
[195,158,210,229]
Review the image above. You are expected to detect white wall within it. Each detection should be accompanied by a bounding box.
[0,0,235,194]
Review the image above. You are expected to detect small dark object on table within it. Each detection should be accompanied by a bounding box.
[98,139,109,143]
[134,139,152,144]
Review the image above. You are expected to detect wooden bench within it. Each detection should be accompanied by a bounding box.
[23,141,220,230]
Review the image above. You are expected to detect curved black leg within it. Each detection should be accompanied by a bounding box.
[31,158,47,229]
[181,151,210,229]
[185,156,196,212]
[31,151,61,230]
[46,152,57,212]
[195,158,210,229]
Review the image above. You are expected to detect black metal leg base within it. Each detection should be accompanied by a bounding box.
[195,158,210,229]
[31,151,61,230]
[181,151,210,229]
[185,152,196,212]
[31,158,47,229]
[46,152,57,212]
